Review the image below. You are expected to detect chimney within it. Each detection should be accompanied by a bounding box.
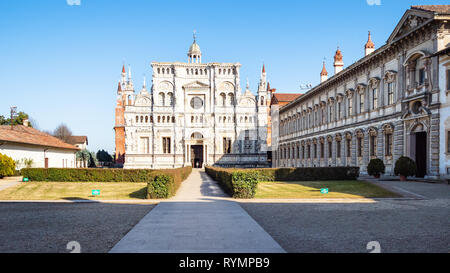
[365,31,375,56]
[320,61,328,83]
[334,47,344,75]
[23,119,29,127]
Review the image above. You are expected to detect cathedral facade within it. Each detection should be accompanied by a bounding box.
[274,5,450,178]
[114,38,271,169]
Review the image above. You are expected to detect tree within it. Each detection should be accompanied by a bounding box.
[89,151,98,168]
[0,153,15,178]
[0,111,33,127]
[76,149,90,168]
[53,123,72,143]
[96,150,113,163]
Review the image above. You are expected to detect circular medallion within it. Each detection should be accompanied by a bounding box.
[190,97,203,109]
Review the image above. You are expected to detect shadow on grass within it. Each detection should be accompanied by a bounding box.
[258,180,401,198]
[63,197,100,203]
[129,187,147,199]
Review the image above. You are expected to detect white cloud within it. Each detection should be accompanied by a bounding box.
[66,0,81,6]
[366,0,381,6]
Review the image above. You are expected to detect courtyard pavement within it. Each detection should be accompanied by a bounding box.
[109,169,285,253]
[240,180,450,253]
[0,202,154,253]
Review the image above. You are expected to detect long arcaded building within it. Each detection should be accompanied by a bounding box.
[275,5,450,178]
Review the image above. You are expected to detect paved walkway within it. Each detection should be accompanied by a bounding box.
[110,169,285,253]
[0,177,21,192]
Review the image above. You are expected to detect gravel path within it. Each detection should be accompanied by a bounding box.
[0,202,154,253]
[241,182,450,253]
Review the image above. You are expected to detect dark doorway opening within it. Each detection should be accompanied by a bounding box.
[415,132,427,178]
[191,145,203,168]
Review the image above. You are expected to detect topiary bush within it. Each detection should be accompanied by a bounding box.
[0,153,16,178]
[394,156,416,178]
[367,158,385,177]
[147,174,172,199]
[231,171,259,198]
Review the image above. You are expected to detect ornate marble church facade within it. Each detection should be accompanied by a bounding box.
[114,37,271,169]
[275,5,450,178]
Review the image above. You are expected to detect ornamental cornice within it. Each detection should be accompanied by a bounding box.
[384,70,397,83]
[368,77,381,89]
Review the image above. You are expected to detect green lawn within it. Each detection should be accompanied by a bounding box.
[254,180,401,199]
[0,182,148,200]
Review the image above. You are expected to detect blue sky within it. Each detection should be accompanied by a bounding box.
[0,0,448,153]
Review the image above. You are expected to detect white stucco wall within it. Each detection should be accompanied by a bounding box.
[0,143,77,169]
[439,55,450,175]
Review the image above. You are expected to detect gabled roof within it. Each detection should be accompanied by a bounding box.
[0,125,79,150]
[387,5,449,44]
[66,136,88,145]
[271,93,302,105]
[412,5,450,14]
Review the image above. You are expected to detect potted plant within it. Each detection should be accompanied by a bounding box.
[394,156,416,181]
[367,158,385,179]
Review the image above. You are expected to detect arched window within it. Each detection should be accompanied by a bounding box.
[167,116,170,123]
[191,132,203,139]
[145,116,148,123]
[261,96,265,106]
[158,116,161,123]
[220,93,226,106]
[228,93,234,105]
[140,116,143,123]
[159,92,165,106]
[136,116,139,123]
[162,116,165,123]
[186,68,189,75]
[167,92,174,106]
[157,68,160,74]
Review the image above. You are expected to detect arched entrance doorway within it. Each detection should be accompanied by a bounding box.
[190,133,204,168]
[410,123,427,178]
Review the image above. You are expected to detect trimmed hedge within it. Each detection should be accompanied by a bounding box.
[205,167,259,198]
[205,166,360,199]
[147,167,192,199]
[20,166,192,199]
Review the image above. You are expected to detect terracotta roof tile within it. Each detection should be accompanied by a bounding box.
[272,93,302,103]
[0,125,79,150]
[365,31,375,49]
[320,62,328,76]
[66,136,88,145]
[411,5,450,14]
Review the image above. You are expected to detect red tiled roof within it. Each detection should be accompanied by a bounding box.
[122,65,126,73]
[0,125,79,150]
[272,93,302,103]
[320,62,328,76]
[411,5,450,14]
[365,31,375,49]
[66,136,88,145]
[334,47,343,62]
